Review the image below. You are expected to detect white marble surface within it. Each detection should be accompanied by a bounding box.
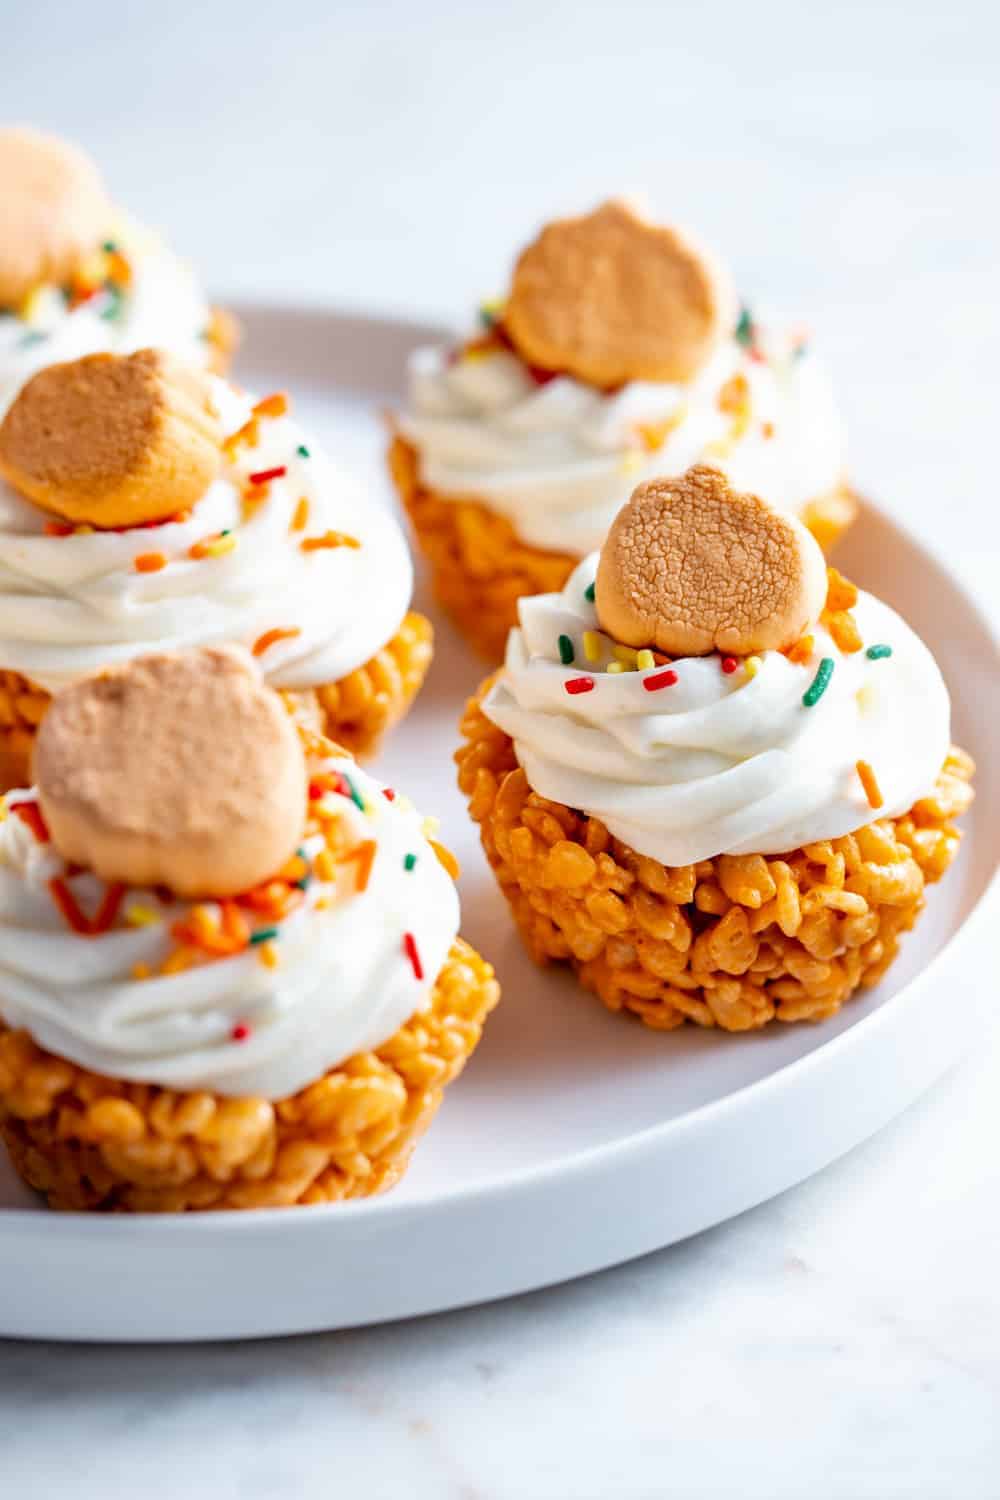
[2,1,999,1494]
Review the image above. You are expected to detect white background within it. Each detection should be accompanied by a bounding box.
[2,2,998,1496]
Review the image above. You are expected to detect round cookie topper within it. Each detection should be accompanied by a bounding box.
[595,465,829,658]
[0,127,113,308]
[0,348,222,528]
[503,198,737,388]
[33,647,308,899]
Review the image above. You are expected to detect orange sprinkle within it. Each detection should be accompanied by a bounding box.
[429,839,460,881]
[782,633,815,666]
[300,530,360,553]
[48,878,92,934]
[291,497,310,532]
[131,962,151,981]
[636,413,682,453]
[761,421,775,439]
[134,551,167,573]
[257,940,280,970]
[43,520,75,537]
[221,899,251,948]
[160,946,197,976]
[252,392,289,419]
[825,567,858,612]
[825,609,863,654]
[313,848,337,883]
[341,839,377,893]
[856,759,884,810]
[718,372,750,415]
[12,802,49,842]
[275,852,309,884]
[222,416,260,458]
[253,626,302,657]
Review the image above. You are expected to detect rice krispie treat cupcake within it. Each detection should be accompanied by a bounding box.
[0,646,498,1211]
[457,465,973,1031]
[392,198,856,659]
[0,126,236,415]
[0,348,432,785]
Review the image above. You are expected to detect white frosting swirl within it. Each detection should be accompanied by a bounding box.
[399,324,845,555]
[481,559,950,865]
[0,222,212,416]
[0,379,412,694]
[0,761,459,1098]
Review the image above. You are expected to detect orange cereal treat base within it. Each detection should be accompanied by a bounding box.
[0,612,433,791]
[0,938,498,1212]
[458,680,973,1031]
[390,434,860,662]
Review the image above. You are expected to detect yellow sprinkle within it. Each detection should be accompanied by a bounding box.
[131,962,152,981]
[613,645,638,666]
[421,815,440,839]
[582,630,603,663]
[204,533,237,558]
[313,848,337,883]
[636,649,655,671]
[620,450,644,474]
[0,797,7,822]
[744,656,761,680]
[606,661,626,674]
[18,284,49,324]
[257,940,280,970]
[126,904,161,928]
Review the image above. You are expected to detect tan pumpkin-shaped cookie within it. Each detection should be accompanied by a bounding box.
[595,465,828,657]
[0,348,222,528]
[0,127,113,308]
[504,199,736,387]
[33,646,307,899]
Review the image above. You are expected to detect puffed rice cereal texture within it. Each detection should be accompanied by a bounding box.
[0,938,498,1212]
[389,434,860,662]
[457,679,974,1032]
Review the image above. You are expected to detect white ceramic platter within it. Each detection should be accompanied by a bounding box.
[1,305,997,1343]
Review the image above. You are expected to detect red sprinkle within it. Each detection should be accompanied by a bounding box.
[721,656,739,674]
[248,466,287,486]
[231,1022,252,1043]
[565,676,596,695]
[643,669,679,692]
[382,787,396,801]
[403,931,424,981]
[12,801,49,842]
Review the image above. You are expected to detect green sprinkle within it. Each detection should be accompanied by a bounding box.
[249,926,279,946]
[99,284,126,322]
[403,852,418,872]
[735,305,754,347]
[557,634,575,665]
[802,657,835,707]
[584,582,596,603]
[102,240,118,254]
[18,330,47,349]
[220,528,231,537]
[341,772,366,813]
[297,444,310,458]
[866,644,892,660]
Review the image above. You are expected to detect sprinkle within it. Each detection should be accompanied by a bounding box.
[557,634,575,665]
[251,392,289,419]
[131,962,151,981]
[744,656,761,680]
[382,787,396,801]
[231,1022,252,1042]
[12,802,49,842]
[134,551,167,573]
[300,530,361,552]
[855,759,884,810]
[222,416,260,457]
[126,904,160,927]
[584,582,596,603]
[248,465,287,485]
[825,567,858,612]
[761,421,775,440]
[620,450,643,474]
[613,644,638,666]
[403,852,418,871]
[866,644,893,660]
[429,839,460,880]
[43,520,75,537]
[582,630,603,663]
[403,931,424,981]
[783,634,815,665]
[342,839,377,892]
[479,299,503,328]
[291,497,310,532]
[636,649,655,672]
[248,926,279,946]
[313,848,337,883]
[734,305,755,347]
[48,878,93,935]
[253,625,301,656]
[421,815,439,839]
[825,610,863,654]
[257,941,280,970]
[606,661,625,674]
[189,532,237,560]
[721,656,739,675]
[91,883,124,934]
[643,668,679,692]
[296,444,310,458]
[565,676,595,695]
[803,657,835,707]
[161,946,196,976]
